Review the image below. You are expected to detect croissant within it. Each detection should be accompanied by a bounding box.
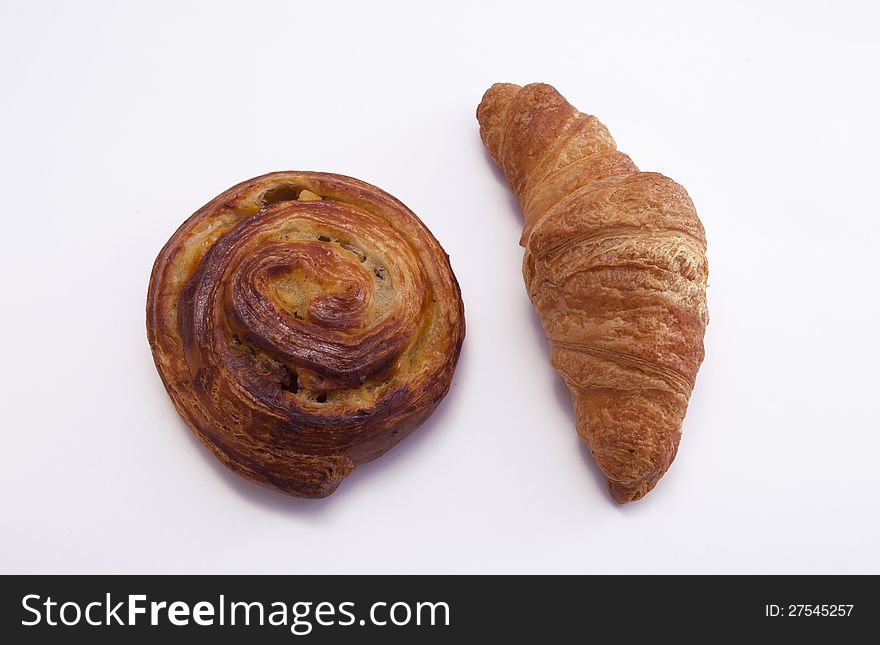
[147,172,464,498]
[477,83,708,502]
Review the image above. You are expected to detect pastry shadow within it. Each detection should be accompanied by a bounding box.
[155,339,468,514]
[145,339,331,515]
[171,411,333,516]
[338,347,467,495]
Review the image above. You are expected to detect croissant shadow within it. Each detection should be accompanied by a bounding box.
[518,255,627,509]
[476,133,633,508]
[476,139,616,506]
[480,146,522,222]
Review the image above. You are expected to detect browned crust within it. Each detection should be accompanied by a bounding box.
[478,84,707,503]
[147,172,465,498]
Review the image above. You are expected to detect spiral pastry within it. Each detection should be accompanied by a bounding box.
[147,172,465,498]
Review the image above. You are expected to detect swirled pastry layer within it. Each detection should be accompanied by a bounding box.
[147,172,465,498]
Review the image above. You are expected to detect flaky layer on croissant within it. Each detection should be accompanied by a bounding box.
[478,83,708,502]
[147,172,464,498]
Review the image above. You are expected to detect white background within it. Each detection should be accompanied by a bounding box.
[1,0,878,574]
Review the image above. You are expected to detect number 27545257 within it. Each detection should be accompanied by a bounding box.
[765,605,853,617]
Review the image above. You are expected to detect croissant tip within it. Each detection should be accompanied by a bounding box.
[608,477,660,504]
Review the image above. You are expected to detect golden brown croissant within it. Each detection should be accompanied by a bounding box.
[147,172,464,498]
[477,83,708,502]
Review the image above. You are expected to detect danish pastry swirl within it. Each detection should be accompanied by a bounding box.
[147,172,464,497]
